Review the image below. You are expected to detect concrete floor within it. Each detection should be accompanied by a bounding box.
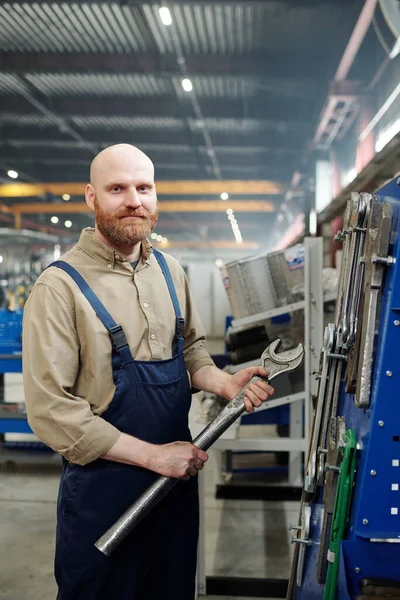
[0,450,296,600]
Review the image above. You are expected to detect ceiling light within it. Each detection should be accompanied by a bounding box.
[0,256,3,264]
[376,118,400,152]
[220,192,229,201]
[344,167,357,187]
[215,259,224,268]
[390,38,400,59]
[277,214,284,223]
[7,170,18,179]
[159,6,172,26]
[182,78,193,92]
[226,208,233,215]
[62,193,71,201]
[51,216,59,224]
[161,237,168,243]
[156,234,163,242]
[65,220,72,228]
[151,232,157,240]
[309,209,317,236]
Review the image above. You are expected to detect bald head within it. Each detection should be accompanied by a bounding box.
[90,144,154,188]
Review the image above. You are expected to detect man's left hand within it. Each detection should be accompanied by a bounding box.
[221,366,274,413]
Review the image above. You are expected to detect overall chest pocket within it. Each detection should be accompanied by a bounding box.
[136,373,192,444]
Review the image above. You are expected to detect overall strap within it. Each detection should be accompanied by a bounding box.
[152,249,185,355]
[50,261,132,383]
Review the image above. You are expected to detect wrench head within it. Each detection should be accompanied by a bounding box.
[260,339,304,382]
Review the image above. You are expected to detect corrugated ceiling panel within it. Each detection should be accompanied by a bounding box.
[0,2,359,59]
[0,73,28,95]
[0,113,56,127]
[142,3,261,55]
[173,75,251,99]
[0,2,155,53]
[70,116,185,131]
[25,72,170,97]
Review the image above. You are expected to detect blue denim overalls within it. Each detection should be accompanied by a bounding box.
[51,249,199,600]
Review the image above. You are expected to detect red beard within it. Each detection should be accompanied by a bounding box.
[94,200,159,246]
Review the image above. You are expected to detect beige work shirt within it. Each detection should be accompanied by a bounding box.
[22,228,214,465]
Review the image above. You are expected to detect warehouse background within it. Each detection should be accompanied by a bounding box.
[1,1,400,599]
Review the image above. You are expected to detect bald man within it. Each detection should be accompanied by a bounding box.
[23,144,274,600]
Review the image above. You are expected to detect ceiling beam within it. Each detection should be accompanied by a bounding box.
[9,200,275,214]
[0,51,320,84]
[0,180,282,198]
[0,95,310,122]
[2,130,302,154]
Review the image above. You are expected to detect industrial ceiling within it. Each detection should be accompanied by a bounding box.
[0,0,390,250]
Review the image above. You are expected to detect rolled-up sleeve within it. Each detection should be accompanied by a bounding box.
[181,272,215,377]
[22,282,120,465]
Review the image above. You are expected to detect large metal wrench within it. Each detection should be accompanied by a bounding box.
[95,338,304,556]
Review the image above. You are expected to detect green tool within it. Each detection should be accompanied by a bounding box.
[324,429,357,600]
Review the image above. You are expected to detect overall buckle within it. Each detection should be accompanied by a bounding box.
[176,317,185,339]
[108,325,129,350]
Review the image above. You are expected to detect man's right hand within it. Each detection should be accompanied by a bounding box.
[150,441,208,480]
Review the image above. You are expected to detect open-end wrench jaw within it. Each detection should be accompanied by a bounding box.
[261,339,305,382]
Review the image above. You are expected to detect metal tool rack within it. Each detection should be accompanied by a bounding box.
[221,237,326,488]
[288,178,400,599]
[194,237,332,598]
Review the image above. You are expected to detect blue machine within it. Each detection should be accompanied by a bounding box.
[0,308,23,373]
[0,309,34,434]
[288,178,400,598]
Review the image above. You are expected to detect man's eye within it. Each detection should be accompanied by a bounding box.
[139,186,150,192]
[112,186,121,192]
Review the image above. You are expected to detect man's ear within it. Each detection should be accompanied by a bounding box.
[85,183,95,211]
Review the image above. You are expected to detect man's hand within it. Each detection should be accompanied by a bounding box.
[150,441,208,480]
[220,366,274,413]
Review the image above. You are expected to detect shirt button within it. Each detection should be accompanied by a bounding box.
[143,303,149,308]
[107,264,112,269]
[151,334,156,340]
[115,254,120,259]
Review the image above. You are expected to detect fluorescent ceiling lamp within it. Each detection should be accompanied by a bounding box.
[182,78,193,92]
[359,79,400,141]
[220,192,229,201]
[343,167,357,187]
[390,37,400,59]
[159,6,172,26]
[51,216,59,224]
[309,209,317,236]
[375,118,400,152]
[7,169,18,179]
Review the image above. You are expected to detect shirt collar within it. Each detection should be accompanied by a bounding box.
[78,228,153,268]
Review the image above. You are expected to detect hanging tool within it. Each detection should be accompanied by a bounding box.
[323,429,357,600]
[95,338,305,556]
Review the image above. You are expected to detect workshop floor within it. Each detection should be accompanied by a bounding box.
[0,451,296,600]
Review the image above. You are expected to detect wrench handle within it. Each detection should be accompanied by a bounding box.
[95,374,264,556]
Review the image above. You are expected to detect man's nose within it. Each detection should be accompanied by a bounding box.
[124,188,141,209]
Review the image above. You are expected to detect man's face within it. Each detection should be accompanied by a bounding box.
[92,162,158,246]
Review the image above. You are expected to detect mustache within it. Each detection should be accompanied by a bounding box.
[116,208,150,219]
